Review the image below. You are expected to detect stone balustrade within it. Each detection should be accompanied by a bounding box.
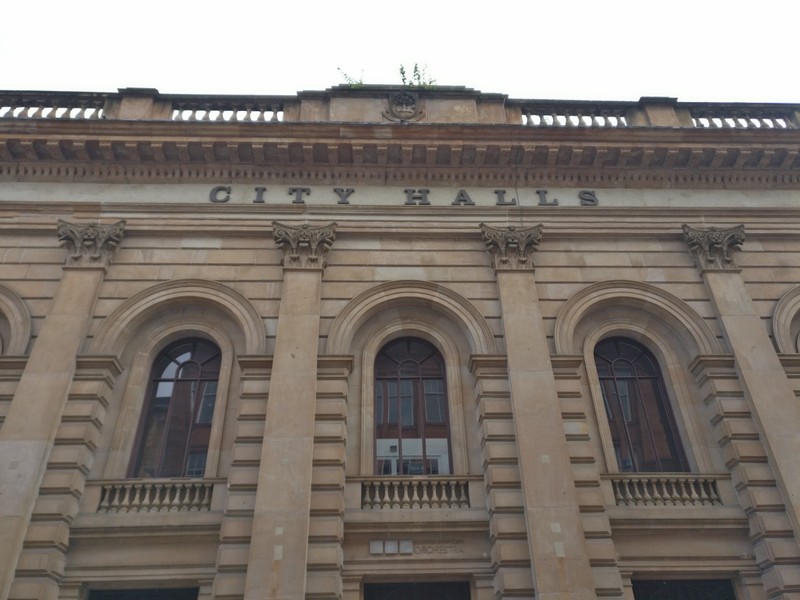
[169,98,285,122]
[608,474,724,507]
[0,91,106,119]
[688,104,795,129]
[360,476,472,509]
[517,101,632,128]
[96,479,216,513]
[1,89,798,129]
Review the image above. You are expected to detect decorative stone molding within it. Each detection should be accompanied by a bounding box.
[382,91,425,123]
[57,219,126,267]
[272,221,336,269]
[90,279,266,355]
[554,280,722,356]
[480,223,543,271]
[681,224,745,272]
[326,280,496,355]
[772,284,800,353]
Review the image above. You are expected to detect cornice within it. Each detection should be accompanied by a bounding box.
[1,120,800,189]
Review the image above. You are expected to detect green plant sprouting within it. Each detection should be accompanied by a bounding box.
[337,67,364,88]
[399,63,436,89]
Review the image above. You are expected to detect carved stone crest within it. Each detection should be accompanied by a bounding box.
[480,223,543,271]
[681,224,745,272]
[383,91,424,123]
[273,221,336,269]
[57,219,126,267]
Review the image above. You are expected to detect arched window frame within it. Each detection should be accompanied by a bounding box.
[128,337,222,478]
[359,324,469,477]
[103,325,235,479]
[583,323,711,474]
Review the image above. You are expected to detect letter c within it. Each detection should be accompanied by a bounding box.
[210,185,231,203]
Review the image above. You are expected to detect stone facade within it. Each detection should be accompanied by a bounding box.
[0,86,800,600]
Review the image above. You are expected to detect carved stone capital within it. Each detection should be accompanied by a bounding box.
[480,223,543,271]
[273,221,336,269]
[57,219,126,267]
[682,224,745,272]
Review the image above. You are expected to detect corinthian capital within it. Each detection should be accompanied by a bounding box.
[57,219,126,267]
[480,223,543,271]
[273,221,336,269]
[682,224,745,272]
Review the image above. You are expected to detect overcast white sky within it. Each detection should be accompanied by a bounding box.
[3,0,796,103]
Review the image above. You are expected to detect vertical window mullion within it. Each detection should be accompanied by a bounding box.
[612,374,639,471]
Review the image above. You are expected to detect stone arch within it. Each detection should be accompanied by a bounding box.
[93,280,265,478]
[327,281,494,477]
[90,279,266,356]
[554,280,721,358]
[772,285,800,353]
[0,284,31,355]
[326,280,496,356]
[554,280,722,474]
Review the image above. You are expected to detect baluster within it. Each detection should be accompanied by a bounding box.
[154,483,166,512]
[382,481,391,509]
[410,480,421,509]
[611,480,622,505]
[444,481,454,508]
[186,483,197,511]
[401,481,411,508]
[417,481,430,508]
[98,486,111,512]
[200,483,209,510]
[677,478,691,505]
[629,479,643,505]
[168,484,181,512]
[108,484,122,512]
[615,479,627,505]
[687,478,701,505]
[141,483,153,512]
[711,480,721,504]
[430,481,442,508]
[640,479,654,505]
[361,482,369,509]
[129,483,142,513]
[389,481,400,509]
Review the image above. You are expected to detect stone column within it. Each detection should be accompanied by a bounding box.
[0,220,125,600]
[244,222,335,600]
[682,224,800,591]
[480,224,595,600]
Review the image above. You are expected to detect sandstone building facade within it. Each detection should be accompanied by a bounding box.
[0,86,799,600]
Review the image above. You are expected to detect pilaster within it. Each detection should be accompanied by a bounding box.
[243,222,336,600]
[0,220,125,600]
[683,225,800,599]
[481,223,596,600]
[305,355,351,600]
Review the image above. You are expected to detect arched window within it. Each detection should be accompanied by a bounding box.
[374,338,452,476]
[594,338,688,473]
[130,338,221,478]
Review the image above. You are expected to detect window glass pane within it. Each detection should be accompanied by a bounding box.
[594,337,687,473]
[134,399,168,477]
[177,361,200,379]
[196,381,217,424]
[186,451,207,477]
[374,337,451,476]
[399,379,414,427]
[375,383,384,425]
[132,339,221,478]
[387,381,398,424]
[424,379,445,423]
